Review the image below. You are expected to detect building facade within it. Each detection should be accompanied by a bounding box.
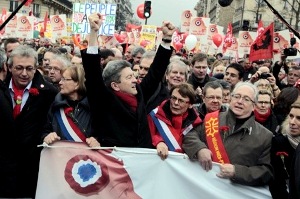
[195,0,298,34]
[0,0,72,18]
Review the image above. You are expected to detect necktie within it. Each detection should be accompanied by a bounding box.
[12,82,24,119]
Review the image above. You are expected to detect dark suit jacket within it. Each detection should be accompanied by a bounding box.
[81,45,172,148]
[0,71,58,198]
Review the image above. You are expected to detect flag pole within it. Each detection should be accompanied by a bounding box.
[0,0,29,31]
[263,0,300,39]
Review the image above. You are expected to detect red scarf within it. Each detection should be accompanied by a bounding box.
[254,108,271,123]
[171,111,188,129]
[114,91,138,112]
[12,81,24,119]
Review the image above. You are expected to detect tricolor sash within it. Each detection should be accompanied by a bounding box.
[204,111,230,164]
[54,108,86,142]
[149,108,192,151]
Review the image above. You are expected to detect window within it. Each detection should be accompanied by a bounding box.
[33,4,41,18]
[9,1,19,12]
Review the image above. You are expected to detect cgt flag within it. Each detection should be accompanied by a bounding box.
[249,22,274,62]
[36,141,272,199]
[222,23,233,54]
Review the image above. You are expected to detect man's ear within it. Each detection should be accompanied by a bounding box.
[111,82,120,91]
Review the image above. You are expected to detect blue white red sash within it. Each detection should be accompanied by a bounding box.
[54,108,86,142]
[150,108,189,151]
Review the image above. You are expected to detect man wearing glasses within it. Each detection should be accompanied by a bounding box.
[47,54,71,89]
[183,82,273,187]
[0,45,57,197]
[195,81,228,120]
[42,48,61,75]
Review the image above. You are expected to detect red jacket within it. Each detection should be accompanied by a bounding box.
[147,100,202,152]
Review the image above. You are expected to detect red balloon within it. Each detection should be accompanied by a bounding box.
[174,42,183,52]
[137,4,145,19]
[212,33,223,47]
[181,32,189,44]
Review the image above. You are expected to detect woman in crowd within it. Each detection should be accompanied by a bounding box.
[270,100,300,199]
[148,83,202,160]
[42,65,99,147]
[146,59,189,113]
[254,90,278,135]
[273,87,300,126]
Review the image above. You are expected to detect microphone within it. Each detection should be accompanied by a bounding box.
[218,0,234,7]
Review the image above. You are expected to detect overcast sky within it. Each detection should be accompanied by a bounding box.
[130,0,199,27]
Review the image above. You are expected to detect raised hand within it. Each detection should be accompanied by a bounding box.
[88,12,103,32]
[161,21,176,40]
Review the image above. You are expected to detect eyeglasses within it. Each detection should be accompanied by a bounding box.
[47,66,61,72]
[256,101,271,105]
[231,94,254,104]
[13,65,35,73]
[205,96,223,101]
[60,77,73,82]
[170,95,189,105]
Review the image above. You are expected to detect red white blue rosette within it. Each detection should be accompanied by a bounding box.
[64,155,109,195]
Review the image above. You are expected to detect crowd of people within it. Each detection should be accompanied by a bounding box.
[0,12,300,198]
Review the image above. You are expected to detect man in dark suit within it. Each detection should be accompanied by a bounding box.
[0,45,58,198]
[82,13,175,148]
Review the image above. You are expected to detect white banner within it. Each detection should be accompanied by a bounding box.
[36,141,271,199]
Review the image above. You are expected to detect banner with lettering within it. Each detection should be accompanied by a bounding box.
[180,10,193,33]
[36,141,272,199]
[206,24,224,54]
[72,3,116,36]
[189,17,210,52]
[140,25,157,50]
[50,14,67,40]
[238,31,256,57]
[4,13,18,37]
[16,15,34,38]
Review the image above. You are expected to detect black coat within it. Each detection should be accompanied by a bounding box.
[0,71,58,198]
[269,133,295,199]
[81,45,172,148]
[256,111,279,135]
[146,82,170,114]
[187,74,216,104]
[289,143,300,199]
[41,93,93,141]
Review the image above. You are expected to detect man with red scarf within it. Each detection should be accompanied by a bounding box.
[81,13,175,148]
[0,45,58,197]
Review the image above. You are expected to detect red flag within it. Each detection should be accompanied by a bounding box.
[19,0,33,6]
[43,11,48,32]
[222,23,233,53]
[257,20,264,36]
[0,8,7,35]
[249,22,274,62]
